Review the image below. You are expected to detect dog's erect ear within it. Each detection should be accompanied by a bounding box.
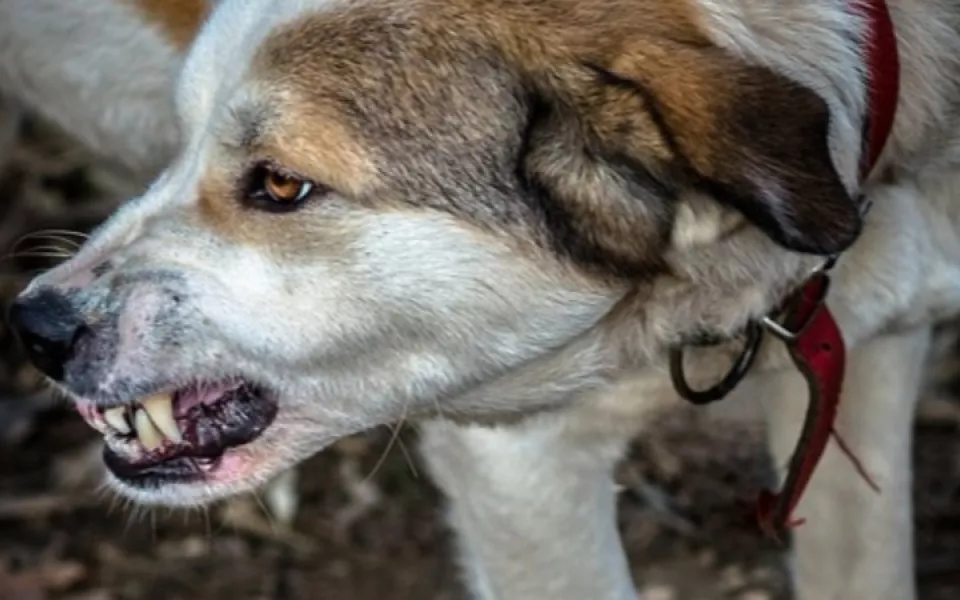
[522,41,862,257]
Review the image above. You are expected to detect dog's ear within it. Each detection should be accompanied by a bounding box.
[521,42,862,258]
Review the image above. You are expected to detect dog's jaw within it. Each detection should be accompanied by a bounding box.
[101,410,345,508]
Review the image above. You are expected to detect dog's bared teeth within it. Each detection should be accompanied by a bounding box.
[134,408,164,451]
[103,406,131,434]
[141,392,181,443]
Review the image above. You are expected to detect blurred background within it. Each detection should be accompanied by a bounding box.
[0,106,958,600]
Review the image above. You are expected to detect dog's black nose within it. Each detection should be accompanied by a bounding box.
[7,289,84,382]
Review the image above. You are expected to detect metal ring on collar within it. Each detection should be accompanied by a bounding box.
[669,320,764,406]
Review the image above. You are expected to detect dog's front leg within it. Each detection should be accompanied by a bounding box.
[420,416,637,600]
[761,326,930,600]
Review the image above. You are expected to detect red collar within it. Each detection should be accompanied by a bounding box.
[756,0,900,539]
[858,0,900,180]
[670,0,901,540]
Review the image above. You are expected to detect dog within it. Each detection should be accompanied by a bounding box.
[3,0,960,598]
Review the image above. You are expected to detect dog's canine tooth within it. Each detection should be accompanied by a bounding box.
[134,408,164,451]
[142,392,181,443]
[103,406,131,434]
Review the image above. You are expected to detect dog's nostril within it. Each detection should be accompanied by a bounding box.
[7,289,85,382]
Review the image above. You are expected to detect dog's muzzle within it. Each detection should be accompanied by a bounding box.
[8,284,280,489]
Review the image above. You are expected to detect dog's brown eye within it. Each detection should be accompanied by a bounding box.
[246,163,321,212]
[264,170,312,204]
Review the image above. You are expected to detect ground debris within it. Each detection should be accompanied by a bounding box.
[0,493,100,521]
[0,543,87,600]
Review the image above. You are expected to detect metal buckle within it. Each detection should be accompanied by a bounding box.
[669,320,763,406]
[760,261,834,343]
[669,256,836,405]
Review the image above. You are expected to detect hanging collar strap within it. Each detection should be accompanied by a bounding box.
[670,0,900,540]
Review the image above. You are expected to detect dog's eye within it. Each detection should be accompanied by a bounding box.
[246,163,323,212]
[265,170,312,203]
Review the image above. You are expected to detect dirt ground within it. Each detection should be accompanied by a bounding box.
[1,115,959,600]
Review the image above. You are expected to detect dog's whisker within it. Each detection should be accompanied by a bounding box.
[391,396,419,478]
[394,430,419,479]
[9,230,87,255]
[29,233,86,248]
[13,243,78,256]
[201,504,212,540]
[251,489,280,531]
[2,243,79,261]
[18,228,88,242]
[122,502,141,536]
[0,251,74,264]
[363,412,408,484]
[43,238,83,252]
[39,228,88,239]
[23,242,79,252]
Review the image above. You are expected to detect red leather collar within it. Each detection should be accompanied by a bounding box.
[669,0,901,540]
[755,0,900,540]
[858,0,901,180]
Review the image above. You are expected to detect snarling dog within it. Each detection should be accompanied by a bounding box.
[4,0,960,598]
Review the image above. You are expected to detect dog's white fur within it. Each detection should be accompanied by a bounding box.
[3,1,960,599]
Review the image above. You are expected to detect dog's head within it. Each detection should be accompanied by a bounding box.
[9,0,865,504]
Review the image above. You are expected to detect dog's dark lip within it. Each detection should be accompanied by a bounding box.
[86,380,279,486]
[103,450,221,485]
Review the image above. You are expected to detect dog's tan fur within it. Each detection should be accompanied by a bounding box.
[3,0,960,598]
[194,106,376,248]
[126,0,210,48]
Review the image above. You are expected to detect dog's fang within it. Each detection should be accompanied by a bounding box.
[103,406,131,434]
[142,392,181,443]
[134,408,164,450]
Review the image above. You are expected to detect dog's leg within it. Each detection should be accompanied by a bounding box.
[761,326,929,600]
[421,417,636,600]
